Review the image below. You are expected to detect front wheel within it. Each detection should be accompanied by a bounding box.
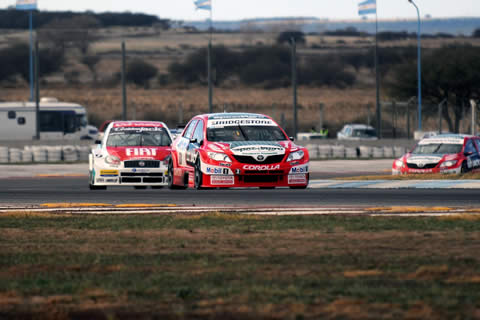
[461,161,469,174]
[194,160,204,190]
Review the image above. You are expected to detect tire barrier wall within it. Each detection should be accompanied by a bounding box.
[306,144,409,159]
[0,146,92,163]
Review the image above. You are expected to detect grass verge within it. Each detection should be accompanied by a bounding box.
[1,212,480,319]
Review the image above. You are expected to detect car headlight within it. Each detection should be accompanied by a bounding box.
[287,150,304,162]
[394,160,404,168]
[105,155,121,165]
[208,152,232,162]
[440,160,457,168]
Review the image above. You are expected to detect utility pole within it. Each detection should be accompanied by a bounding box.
[34,39,40,140]
[291,37,298,140]
[121,41,127,121]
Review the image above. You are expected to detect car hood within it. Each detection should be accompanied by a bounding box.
[106,146,171,161]
[405,154,446,165]
[207,141,300,155]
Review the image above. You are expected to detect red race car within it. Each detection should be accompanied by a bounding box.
[392,134,480,175]
[89,121,173,190]
[168,113,310,189]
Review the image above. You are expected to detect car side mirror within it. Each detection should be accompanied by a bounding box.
[190,138,198,144]
[465,151,473,156]
[94,140,102,145]
[289,136,295,142]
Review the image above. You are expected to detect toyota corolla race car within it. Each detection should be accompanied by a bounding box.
[392,134,480,175]
[168,113,310,189]
[89,121,173,190]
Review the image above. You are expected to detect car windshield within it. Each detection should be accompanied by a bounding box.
[106,127,172,147]
[352,129,376,137]
[207,126,287,142]
[412,143,463,155]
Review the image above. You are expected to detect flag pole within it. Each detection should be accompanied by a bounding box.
[374,2,381,139]
[207,1,213,113]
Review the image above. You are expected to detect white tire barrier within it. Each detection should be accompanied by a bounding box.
[331,145,345,158]
[76,146,90,162]
[345,147,357,158]
[394,146,407,158]
[21,149,33,163]
[47,146,62,163]
[0,147,8,163]
[32,146,47,162]
[9,148,22,163]
[62,146,78,162]
[383,147,394,158]
[306,144,319,159]
[358,146,372,158]
[372,147,384,158]
[318,145,332,159]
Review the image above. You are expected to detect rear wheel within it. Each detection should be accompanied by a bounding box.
[194,160,204,190]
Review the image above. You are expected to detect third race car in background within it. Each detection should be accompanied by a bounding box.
[392,134,480,175]
[169,113,310,189]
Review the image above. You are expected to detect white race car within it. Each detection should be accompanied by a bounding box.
[89,121,173,190]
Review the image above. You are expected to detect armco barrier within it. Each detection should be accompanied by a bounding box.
[0,145,94,163]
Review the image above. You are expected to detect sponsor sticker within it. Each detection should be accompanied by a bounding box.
[290,165,309,174]
[408,169,434,173]
[243,164,281,171]
[207,119,276,128]
[211,175,235,185]
[288,174,307,185]
[231,145,285,156]
[126,148,157,157]
[100,170,119,177]
[106,179,118,183]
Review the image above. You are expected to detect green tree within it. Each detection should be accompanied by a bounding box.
[389,44,480,133]
[276,31,306,46]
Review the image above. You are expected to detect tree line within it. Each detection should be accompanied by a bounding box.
[0,9,170,29]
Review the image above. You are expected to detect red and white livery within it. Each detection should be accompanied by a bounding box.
[89,121,172,190]
[392,134,480,175]
[168,113,310,189]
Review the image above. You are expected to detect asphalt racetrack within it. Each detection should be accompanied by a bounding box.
[0,159,479,207]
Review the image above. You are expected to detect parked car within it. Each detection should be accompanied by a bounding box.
[337,124,378,140]
[89,121,173,190]
[168,112,310,189]
[392,134,480,175]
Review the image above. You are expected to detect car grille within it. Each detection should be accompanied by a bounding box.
[240,175,283,183]
[124,160,160,168]
[243,170,284,175]
[121,172,164,177]
[406,163,438,169]
[233,154,285,164]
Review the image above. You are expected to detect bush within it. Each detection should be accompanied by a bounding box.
[299,56,356,88]
[126,59,158,87]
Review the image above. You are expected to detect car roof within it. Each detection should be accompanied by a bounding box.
[344,124,375,130]
[110,121,167,128]
[419,133,475,145]
[192,112,271,121]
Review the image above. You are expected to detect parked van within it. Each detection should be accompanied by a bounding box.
[0,97,90,140]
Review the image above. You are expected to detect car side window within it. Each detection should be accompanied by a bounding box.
[183,120,198,139]
[464,140,478,154]
[192,120,204,143]
[345,127,352,135]
[474,139,480,153]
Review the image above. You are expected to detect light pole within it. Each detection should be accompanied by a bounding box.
[408,0,422,132]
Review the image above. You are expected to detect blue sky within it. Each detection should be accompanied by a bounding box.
[7,0,480,21]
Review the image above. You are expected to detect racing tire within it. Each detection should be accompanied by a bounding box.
[89,184,107,190]
[194,160,204,190]
[289,185,308,190]
[168,160,187,190]
[461,161,469,174]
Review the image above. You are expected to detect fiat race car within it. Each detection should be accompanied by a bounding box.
[89,121,172,190]
[168,113,310,189]
[392,134,480,175]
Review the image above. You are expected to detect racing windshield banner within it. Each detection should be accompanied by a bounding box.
[207,118,276,128]
[111,127,166,133]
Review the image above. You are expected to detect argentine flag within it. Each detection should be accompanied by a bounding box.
[16,0,37,10]
[195,0,211,11]
[358,0,376,16]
